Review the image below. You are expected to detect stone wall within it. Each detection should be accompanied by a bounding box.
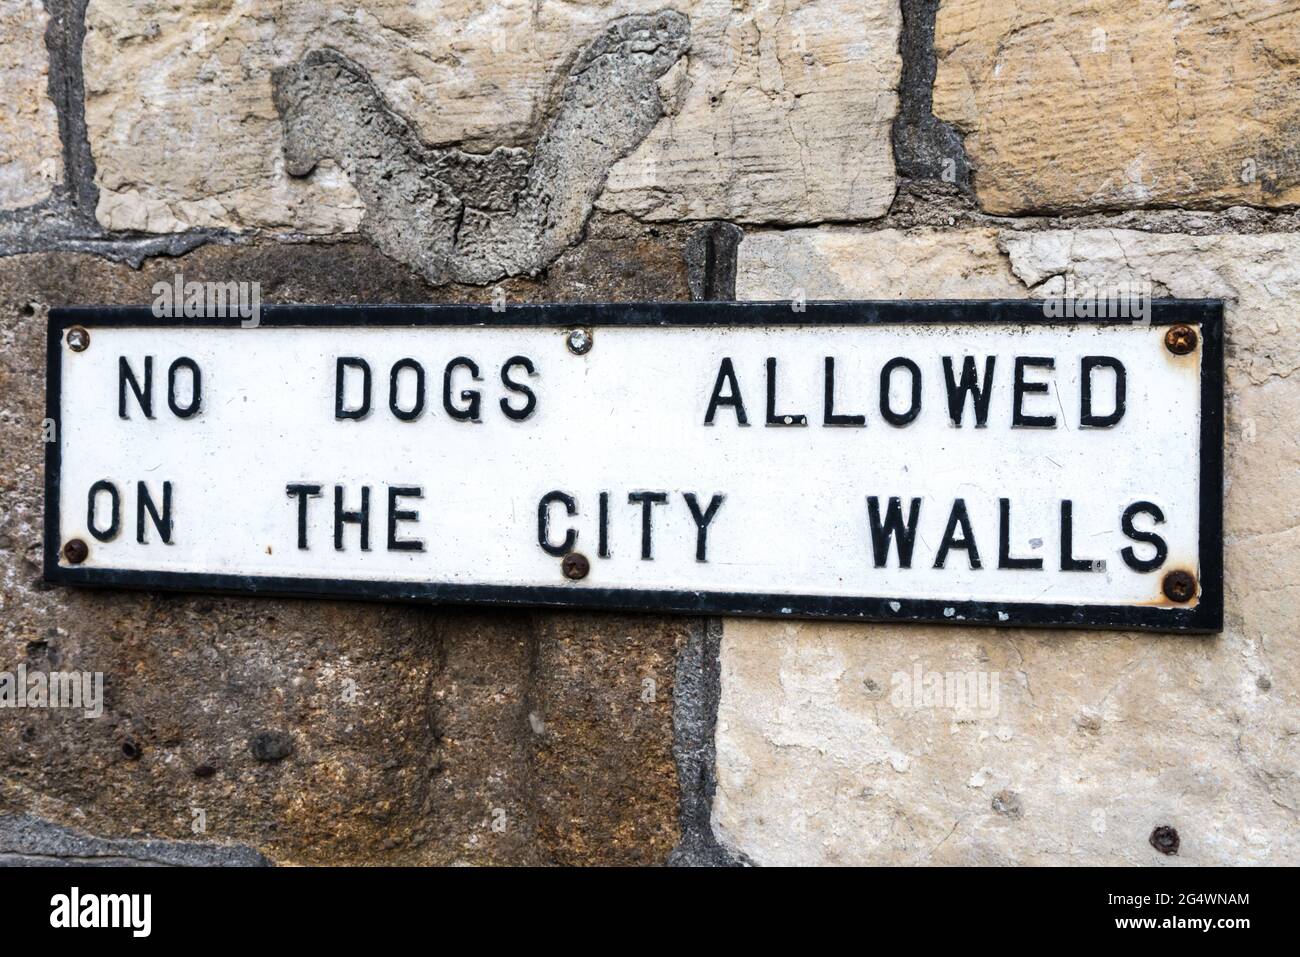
[0,0,1295,865]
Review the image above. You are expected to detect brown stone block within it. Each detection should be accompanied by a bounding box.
[0,235,689,864]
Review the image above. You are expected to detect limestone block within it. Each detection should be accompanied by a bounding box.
[718,226,1300,864]
[0,0,61,210]
[933,0,1300,214]
[83,0,900,240]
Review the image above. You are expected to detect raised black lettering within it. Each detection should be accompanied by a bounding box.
[333,485,370,551]
[766,358,807,427]
[998,498,1042,569]
[167,358,201,418]
[387,486,424,551]
[934,499,981,569]
[388,359,425,421]
[1060,499,1104,572]
[286,483,322,550]
[866,496,921,568]
[500,356,537,421]
[942,356,996,427]
[880,357,921,427]
[136,481,173,544]
[704,357,747,426]
[87,480,120,542]
[119,357,153,419]
[598,491,610,558]
[538,490,577,557]
[1012,357,1056,428]
[443,357,482,421]
[823,357,865,427]
[628,491,668,560]
[1120,500,1167,572]
[1080,356,1126,428]
[683,492,725,562]
[335,358,371,420]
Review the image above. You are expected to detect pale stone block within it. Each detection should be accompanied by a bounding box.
[719,227,1300,864]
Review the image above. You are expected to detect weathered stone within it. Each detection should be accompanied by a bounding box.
[0,0,62,210]
[598,0,900,224]
[249,732,294,763]
[83,0,899,240]
[0,234,688,864]
[719,227,1300,865]
[932,0,1300,214]
[738,226,1025,301]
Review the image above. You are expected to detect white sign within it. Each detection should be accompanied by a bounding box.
[45,302,1222,631]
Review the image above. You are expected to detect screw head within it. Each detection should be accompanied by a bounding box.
[1164,324,1197,355]
[561,552,590,580]
[62,539,89,564]
[66,326,90,352]
[1162,570,1196,603]
[566,328,593,355]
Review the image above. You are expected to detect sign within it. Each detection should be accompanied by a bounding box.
[44,301,1223,632]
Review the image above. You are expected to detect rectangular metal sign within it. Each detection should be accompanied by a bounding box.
[45,301,1223,632]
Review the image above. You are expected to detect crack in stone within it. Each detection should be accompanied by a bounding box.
[272,11,690,285]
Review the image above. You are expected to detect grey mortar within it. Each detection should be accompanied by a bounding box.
[684,222,743,302]
[272,11,691,286]
[0,814,271,867]
[891,0,972,193]
[669,618,747,866]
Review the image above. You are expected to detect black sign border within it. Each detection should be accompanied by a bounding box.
[45,300,1224,633]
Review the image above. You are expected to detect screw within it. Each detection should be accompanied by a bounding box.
[1162,570,1196,603]
[561,552,590,580]
[66,326,90,352]
[1164,324,1197,355]
[62,539,88,564]
[566,328,593,355]
[1149,825,1180,855]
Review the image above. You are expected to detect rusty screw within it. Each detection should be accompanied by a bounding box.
[1162,570,1196,603]
[566,328,593,355]
[62,539,88,564]
[561,552,590,581]
[1164,324,1197,355]
[66,326,90,352]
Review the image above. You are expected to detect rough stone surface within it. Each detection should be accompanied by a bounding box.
[933,0,1300,214]
[83,0,899,238]
[720,227,1300,865]
[0,0,62,210]
[0,235,689,865]
[738,226,1024,300]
